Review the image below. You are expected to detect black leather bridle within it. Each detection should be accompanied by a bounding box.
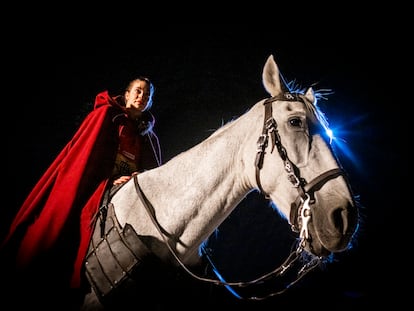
[254,93,347,241]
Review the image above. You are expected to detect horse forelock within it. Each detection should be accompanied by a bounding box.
[284,80,331,134]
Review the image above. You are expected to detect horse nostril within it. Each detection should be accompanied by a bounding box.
[331,202,358,236]
[332,207,346,234]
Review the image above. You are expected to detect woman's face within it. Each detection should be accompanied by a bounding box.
[124,79,151,112]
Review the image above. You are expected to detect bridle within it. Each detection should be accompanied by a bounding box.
[133,92,349,300]
[255,94,347,240]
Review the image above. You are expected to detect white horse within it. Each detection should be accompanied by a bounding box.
[81,54,359,310]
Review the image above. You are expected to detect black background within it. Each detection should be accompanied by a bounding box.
[4,23,404,309]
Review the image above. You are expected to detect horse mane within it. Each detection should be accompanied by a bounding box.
[286,80,331,130]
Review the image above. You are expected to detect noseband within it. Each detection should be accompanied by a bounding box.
[254,94,346,242]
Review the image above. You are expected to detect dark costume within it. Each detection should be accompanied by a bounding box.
[1,91,161,296]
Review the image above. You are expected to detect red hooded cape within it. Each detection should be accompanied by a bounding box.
[1,90,153,289]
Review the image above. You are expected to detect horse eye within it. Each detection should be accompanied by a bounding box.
[288,117,302,128]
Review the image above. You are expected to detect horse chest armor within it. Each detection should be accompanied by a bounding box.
[84,202,157,304]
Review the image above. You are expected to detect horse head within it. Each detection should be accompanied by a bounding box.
[257,55,359,258]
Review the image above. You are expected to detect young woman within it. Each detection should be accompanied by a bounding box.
[1,76,162,305]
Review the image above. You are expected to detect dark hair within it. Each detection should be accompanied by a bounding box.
[126,76,155,111]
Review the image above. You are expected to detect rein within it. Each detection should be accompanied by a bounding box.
[130,93,347,300]
[133,175,318,300]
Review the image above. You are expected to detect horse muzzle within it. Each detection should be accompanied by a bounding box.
[301,196,359,257]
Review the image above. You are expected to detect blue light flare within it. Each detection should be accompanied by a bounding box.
[322,112,369,172]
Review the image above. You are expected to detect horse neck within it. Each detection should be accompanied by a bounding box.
[115,108,261,262]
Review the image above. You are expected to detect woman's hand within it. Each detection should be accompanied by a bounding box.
[112,172,139,185]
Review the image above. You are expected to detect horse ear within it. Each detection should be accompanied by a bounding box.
[304,87,315,104]
[262,54,290,96]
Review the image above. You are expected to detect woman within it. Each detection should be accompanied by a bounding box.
[1,76,162,305]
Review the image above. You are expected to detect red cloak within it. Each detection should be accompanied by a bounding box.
[1,90,160,290]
